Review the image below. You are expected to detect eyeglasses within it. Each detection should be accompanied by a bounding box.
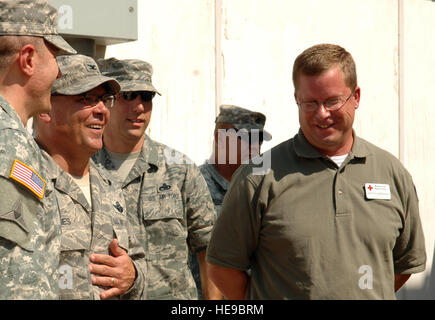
[75,93,116,109]
[297,90,355,113]
[120,91,155,102]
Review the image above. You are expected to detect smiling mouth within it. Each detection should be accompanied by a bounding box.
[317,124,333,129]
[87,124,104,130]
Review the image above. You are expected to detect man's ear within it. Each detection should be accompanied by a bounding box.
[18,44,36,77]
[38,113,52,123]
[353,86,361,110]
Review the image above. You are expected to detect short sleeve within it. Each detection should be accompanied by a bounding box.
[206,166,262,270]
[184,163,216,253]
[393,174,426,274]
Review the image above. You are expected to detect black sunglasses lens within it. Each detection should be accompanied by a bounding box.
[121,92,137,101]
[140,92,155,101]
[121,91,155,101]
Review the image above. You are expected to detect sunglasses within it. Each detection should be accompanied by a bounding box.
[120,91,155,102]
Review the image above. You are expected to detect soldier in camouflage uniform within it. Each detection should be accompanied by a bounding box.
[200,105,271,213]
[33,54,146,299]
[189,104,272,298]
[0,0,76,299]
[92,58,216,299]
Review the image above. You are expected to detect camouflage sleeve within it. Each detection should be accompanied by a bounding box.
[0,177,48,299]
[0,128,60,299]
[183,163,216,254]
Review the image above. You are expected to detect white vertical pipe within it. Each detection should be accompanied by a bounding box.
[398,0,405,163]
[215,0,223,116]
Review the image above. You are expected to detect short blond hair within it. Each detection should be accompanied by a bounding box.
[0,35,43,71]
[292,43,357,93]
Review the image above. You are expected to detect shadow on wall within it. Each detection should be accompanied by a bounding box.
[396,243,435,300]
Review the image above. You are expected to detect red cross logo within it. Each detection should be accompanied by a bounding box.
[368,185,373,191]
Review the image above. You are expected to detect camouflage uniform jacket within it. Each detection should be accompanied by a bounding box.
[0,94,61,299]
[41,150,147,300]
[188,161,226,298]
[93,135,216,299]
[199,161,230,216]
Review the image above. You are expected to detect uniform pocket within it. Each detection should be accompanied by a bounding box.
[141,185,187,261]
[0,216,33,252]
[59,222,91,298]
[141,186,183,220]
[0,179,37,252]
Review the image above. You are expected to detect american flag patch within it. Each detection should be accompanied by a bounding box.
[9,159,46,199]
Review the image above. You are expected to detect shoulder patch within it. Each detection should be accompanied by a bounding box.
[9,159,46,199]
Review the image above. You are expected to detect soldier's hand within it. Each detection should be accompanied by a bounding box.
[88,239,136,299]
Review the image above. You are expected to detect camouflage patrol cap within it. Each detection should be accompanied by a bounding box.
[97,57,161,95]
[216,105,272,141]
[0,0,76,54]
[51,54,120,95]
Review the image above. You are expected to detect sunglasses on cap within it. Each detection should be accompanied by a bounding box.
[120,91,156,102]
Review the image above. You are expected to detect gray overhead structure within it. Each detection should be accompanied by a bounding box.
[48,0,138,58]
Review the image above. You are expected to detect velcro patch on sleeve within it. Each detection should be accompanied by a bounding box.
[9,159,46,199]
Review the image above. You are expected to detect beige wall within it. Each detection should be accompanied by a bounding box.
[106,0,434,299]
[106,0,216,164]
[396,0,435,299]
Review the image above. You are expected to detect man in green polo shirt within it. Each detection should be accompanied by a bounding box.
[189,104,272,299]
[206,43,426,299]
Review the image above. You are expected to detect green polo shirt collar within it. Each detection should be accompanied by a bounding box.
[294,129,371,160]
[349,133,371,159]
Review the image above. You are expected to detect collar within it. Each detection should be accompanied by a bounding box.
[0,94,28,131]
[139,135,161,168]
[203,161,230,191]
[349,134,371,159]
[40,148,62,180]
[294,129,323,158]
[294,128,371,160]
[97,135,165,187]
[40,149,94,212]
